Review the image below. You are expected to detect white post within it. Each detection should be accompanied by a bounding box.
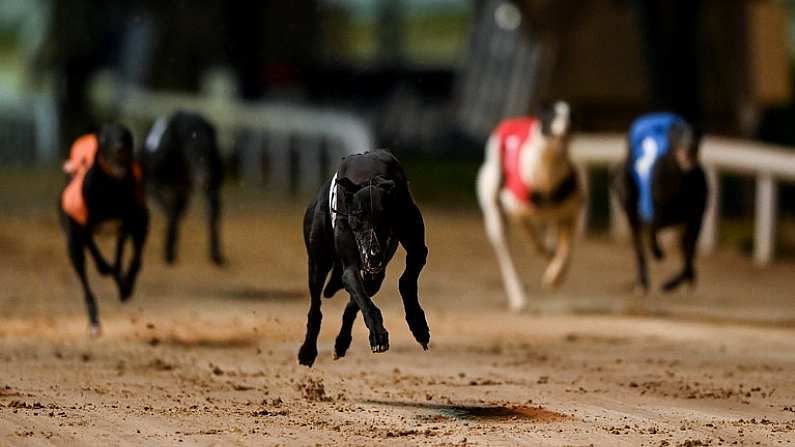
[299,135,321,195]
[267,132,291,194]
[699,165,720,254]
[754,172,777,265]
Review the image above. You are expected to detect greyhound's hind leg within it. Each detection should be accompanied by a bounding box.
[298,253,332,367]
[119,209,149,302]
[662,219,700,293]
[86,235,114,276]
[162,190,187,265]
[334,299,359,359]
[205,186,224,265]
[541,218,574,289]
[521,219,554,259]
[323,261,343,298]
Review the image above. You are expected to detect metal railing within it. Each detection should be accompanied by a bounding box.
[0,91,59,164]
[571,134,795,265]
[90,78,373,195]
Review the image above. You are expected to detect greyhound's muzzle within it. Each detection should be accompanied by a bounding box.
[355,229,384,275]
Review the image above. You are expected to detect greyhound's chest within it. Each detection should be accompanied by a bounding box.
[82,174,139,224]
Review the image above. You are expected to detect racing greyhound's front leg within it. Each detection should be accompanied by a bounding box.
[541,217,575,289]
[477,136,527,311]
[397,199,430,350]
[118,209,149,301]
[85,234,114,276]
[337,223,389,353]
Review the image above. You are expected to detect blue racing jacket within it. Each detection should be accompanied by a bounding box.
[628,113,687,222]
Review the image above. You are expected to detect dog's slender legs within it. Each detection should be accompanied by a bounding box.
[340,266,389,353]
[298,254,331,367]
[477,147,527,310]
[613,164,649,294]
[628,217,649,293]
[114,230,127,276]
[398,200,430,350]
[662,217,702,292]
[113,230,129,298]
[649,223,665,260]
[164,193,187,265]
[333,299,359,359]
[323,261,343,298]
[521,219,554,259]
[85,235,114,276]
[481,186,527,311]
[119,210,149,302]
[205,186,224,265]
[542,218,575,289]
[66,224,100,334]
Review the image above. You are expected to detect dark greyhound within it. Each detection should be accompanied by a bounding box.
[140,111,224,265]
[298,150,430,367]
[612,112,708,293]
[59,124,150,335]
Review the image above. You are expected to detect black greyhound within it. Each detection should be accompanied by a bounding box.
[59,124,149,335]
[612,113,708,293]
[140,111,224,265]
[298,150,430,367]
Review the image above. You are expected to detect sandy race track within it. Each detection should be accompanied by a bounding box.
[1,192,794,446]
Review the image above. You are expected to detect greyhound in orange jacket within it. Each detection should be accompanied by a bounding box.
[60,124,149,335]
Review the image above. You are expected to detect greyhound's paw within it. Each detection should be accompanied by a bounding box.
[298,344,318,367]
[333,336,352,360]
[164,253,177,266]
[406,311,430,349]
[369,329,390,353]
[88,324,102,338]
[661,274,691,294]
[508,299,527,313]
[541,272,564,291]
[119,280,135,302]
[96,261,114,276]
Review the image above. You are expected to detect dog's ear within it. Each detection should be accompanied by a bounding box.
[374,175,395,194]
[336,177,360,194]
[537,100,570,137]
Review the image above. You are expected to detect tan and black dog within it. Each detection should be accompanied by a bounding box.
[477,101,584,311]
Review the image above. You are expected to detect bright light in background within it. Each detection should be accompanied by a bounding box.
[494,2,521,31]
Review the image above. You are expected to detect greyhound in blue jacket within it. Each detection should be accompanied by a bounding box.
[612,113,708,293]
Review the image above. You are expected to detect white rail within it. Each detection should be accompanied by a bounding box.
[90,78,373,194]
[570,134,795,265]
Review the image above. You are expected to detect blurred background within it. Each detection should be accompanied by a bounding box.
[1,0,795,257]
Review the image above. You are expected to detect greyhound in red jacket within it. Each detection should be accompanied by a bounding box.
[477,102,584,311]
